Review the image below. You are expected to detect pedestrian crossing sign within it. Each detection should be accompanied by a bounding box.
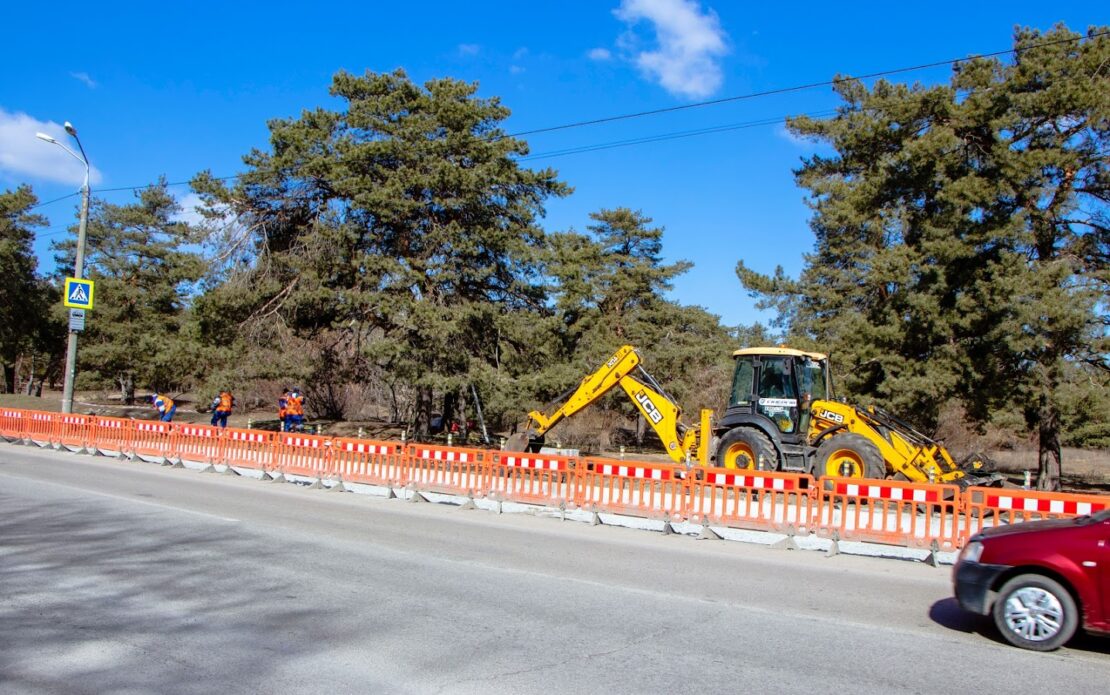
[63,277,95,310]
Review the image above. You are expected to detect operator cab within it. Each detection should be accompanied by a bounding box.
[726,347,831,443]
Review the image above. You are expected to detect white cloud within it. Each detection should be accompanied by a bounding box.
[510,65,526,75]
[458,43,481,56]
[614,0,729,99]
[513,47,529,60]
[0,108,103,186]
[172,192,207,227]
[70,72,97,89]
[587,47,612,61]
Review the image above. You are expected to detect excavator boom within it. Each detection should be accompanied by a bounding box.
[510,345,712,465]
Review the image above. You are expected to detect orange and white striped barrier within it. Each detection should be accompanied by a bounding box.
[406,444,488,498]
[273,432,332,479]
[815,478,961,549]
[487,451,574,506]
[331,438,403,486]
[961,487,1108,542]
[2,407,1109,552]
[687,469,814,533]
[576,457,686,520]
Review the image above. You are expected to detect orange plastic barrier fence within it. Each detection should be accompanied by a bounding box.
[487,451,575,506]
[575,457,687,520]
[331,437,403,486]
[273,432,332,479]
[6,407,1110,552]
[815,478,961,549]
[131,421,174,460]
[25,411,56,444]
[961,487,1109,543]
[56,414,92,450]
[91,416,134,454]
[0,409,26,438]
[222,428,274,471]
[406,444,488,497]
[687,468,814,532]
[173,424,224,464]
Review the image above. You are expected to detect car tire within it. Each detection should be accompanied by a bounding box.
[992,574,1079,651]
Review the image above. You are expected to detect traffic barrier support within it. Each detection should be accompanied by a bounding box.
[487,451,575,506]
[406,444,488,498]
[961,487,1109,543]
[331,438,404,487]
[576,457,687,520]
[687,468,814,533]
[815,477,961,550]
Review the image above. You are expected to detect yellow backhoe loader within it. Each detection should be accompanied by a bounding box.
[510,344,1003,488]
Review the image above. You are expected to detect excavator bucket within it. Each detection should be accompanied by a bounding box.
[503,433,530,451]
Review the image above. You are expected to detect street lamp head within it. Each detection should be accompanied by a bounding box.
[36,132,58,144]
[64,121,77,136]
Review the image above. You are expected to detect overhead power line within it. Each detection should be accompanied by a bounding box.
[23,29,1108,208]
[507,29,1110,138]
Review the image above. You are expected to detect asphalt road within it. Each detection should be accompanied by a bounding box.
[1,444,1107,694]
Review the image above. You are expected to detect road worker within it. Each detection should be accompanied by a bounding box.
[277,388,290,432]
[151,392,176,422]
[210,390,234,428]
[285,388,305,432]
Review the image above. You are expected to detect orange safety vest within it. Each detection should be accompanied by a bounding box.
[277,395,288,419]
[154,394,174,413]
[285,394,304,416]
[216,391,233,413]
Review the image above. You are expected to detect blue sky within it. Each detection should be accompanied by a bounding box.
[1,1,1105,327]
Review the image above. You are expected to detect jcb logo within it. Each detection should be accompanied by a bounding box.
[635,390,664,424]
[818,409,845,424]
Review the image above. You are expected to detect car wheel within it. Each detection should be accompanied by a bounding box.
[992,574,1078,651]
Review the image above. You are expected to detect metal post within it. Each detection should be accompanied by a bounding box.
[60,127,90,415]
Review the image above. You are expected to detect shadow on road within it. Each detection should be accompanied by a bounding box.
[929,598,1109,655]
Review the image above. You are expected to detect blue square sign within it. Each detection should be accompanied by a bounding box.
[64,277,95,310]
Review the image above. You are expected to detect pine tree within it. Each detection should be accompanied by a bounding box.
[738,25,1109,489]
[53,180,206,404]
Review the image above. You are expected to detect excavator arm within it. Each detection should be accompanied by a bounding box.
[512,345,712,465]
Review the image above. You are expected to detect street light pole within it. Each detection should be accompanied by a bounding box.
[36,122,90,415]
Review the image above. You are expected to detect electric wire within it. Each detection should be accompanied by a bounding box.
[21,30,1109,212]
[507,29,1110,138]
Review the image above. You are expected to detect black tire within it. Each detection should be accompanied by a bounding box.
[813,433,885,479]
[992,574,1078,651]
[715,428,776,471]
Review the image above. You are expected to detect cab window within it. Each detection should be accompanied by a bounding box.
[729,357,755,406]
[757,357,799,433]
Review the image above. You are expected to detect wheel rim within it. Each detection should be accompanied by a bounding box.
[722,442,757,470]
[823,449,864,478]
[1002,587,1065,642]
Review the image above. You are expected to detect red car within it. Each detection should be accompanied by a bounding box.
[953,508,1110,651]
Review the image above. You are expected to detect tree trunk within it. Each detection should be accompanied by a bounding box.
[1,364,13,394]
[119,374,136,405]
[413,386,433,439]
[441,390,458,432]
[1035,405,1063,492]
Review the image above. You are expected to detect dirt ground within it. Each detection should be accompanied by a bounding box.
[3,391,1107,493]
